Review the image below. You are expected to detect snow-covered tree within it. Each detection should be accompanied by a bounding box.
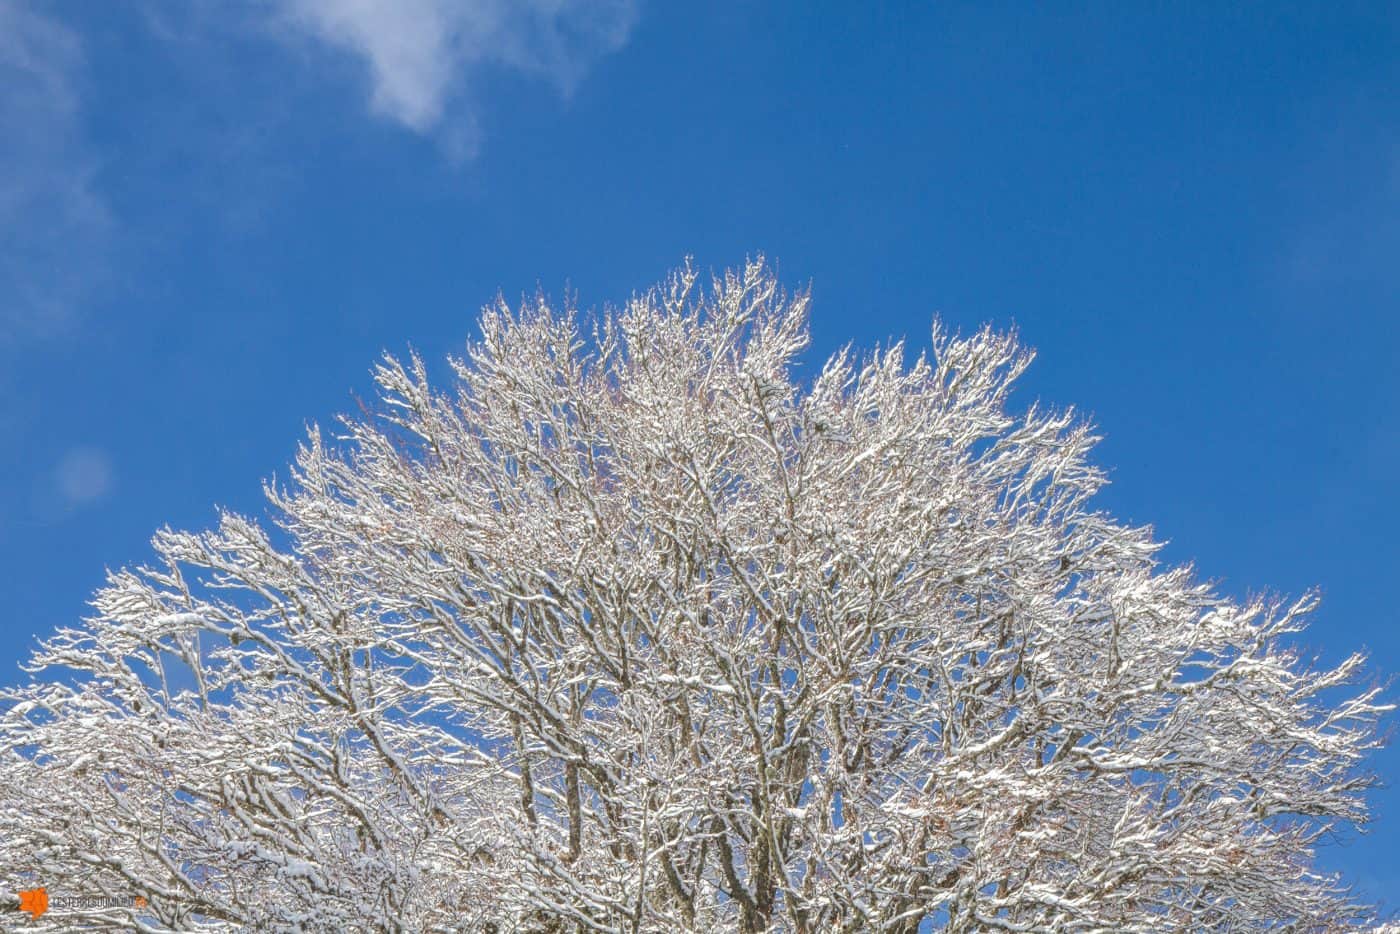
[0,260,1389,931]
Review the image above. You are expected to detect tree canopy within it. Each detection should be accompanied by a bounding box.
[0,260,1388,932]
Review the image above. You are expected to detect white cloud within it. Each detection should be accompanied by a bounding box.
[0,0,110,344]
[54,446,114,509]
[271,0,639,150]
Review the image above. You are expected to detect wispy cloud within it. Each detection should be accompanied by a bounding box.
[0,0,641,347]
[53,446,114,510]
[0,0,110,345]
[269,0,640,155]
[1286,145,1400,293]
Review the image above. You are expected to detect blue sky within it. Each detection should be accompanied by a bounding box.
[2,0,1397,908]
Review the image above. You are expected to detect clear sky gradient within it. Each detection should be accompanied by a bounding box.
[2,0,1397,909]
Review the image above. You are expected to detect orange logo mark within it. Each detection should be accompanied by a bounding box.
[17,887,47,919]
[133,895,147,909]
